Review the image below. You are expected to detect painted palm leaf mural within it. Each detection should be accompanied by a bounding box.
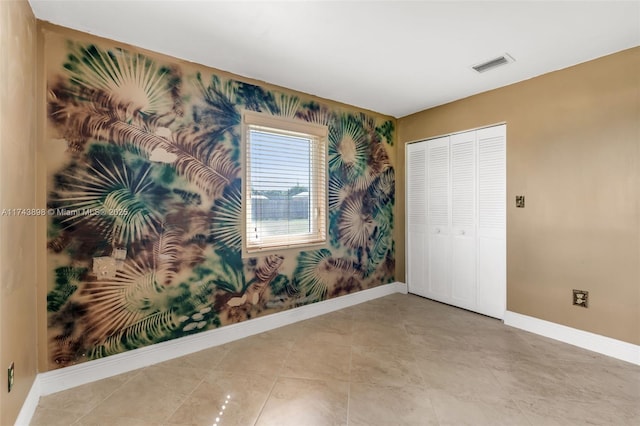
[45,33,395,368]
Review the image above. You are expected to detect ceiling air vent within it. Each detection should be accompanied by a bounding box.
[472,54,515,73]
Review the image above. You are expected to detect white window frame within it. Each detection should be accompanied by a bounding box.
[242,110,328,257]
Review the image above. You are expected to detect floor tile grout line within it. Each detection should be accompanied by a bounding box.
[162,373,207,424]
[64,366,147,425]
[252,379,279,425]
[346,341,354,426]
[251,332,295,426]
[509,397,537,426]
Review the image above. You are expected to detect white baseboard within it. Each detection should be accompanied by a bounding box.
[34,281,406,398]
[504,311,640,366]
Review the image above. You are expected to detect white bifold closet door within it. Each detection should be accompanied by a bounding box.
[476,126,506,319]
[450,131,477,312]
[406,124,506,319]
[427,136,450,300]
[406,142,428,297]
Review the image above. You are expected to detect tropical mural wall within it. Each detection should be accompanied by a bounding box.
[43,29,396,369]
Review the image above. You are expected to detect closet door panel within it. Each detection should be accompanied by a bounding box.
[450,132,477,308]
[477,238,506,318]
[427,137,450,300]
[477,125,506,239]
[406,142,428,297]
[428,233,450,299]
[477,125,506,319]
[451,241,476,308]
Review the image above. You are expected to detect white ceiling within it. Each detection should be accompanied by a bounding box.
[29,0,640,118]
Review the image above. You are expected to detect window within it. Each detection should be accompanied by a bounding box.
[242,111,328,256]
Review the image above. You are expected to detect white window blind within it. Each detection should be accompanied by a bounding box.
[243,111,327,255]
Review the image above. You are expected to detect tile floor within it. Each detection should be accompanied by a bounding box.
[30,294,640,425]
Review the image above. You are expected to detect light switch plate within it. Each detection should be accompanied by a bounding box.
[516,195,525,208]
[8,362,14,392]
[573,289,589,308]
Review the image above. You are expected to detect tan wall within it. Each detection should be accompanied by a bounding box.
[0,0,39,424]
[397,47,640,345]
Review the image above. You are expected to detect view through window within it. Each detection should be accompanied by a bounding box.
[243,112,327,255]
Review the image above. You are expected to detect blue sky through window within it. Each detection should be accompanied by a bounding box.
[249,129,312,193]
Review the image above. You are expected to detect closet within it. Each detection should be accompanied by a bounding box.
[406,124,506,319]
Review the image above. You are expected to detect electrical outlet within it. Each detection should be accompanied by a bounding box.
[8,362,14,392]
[515,195,525,208]
[573,289,589,308]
